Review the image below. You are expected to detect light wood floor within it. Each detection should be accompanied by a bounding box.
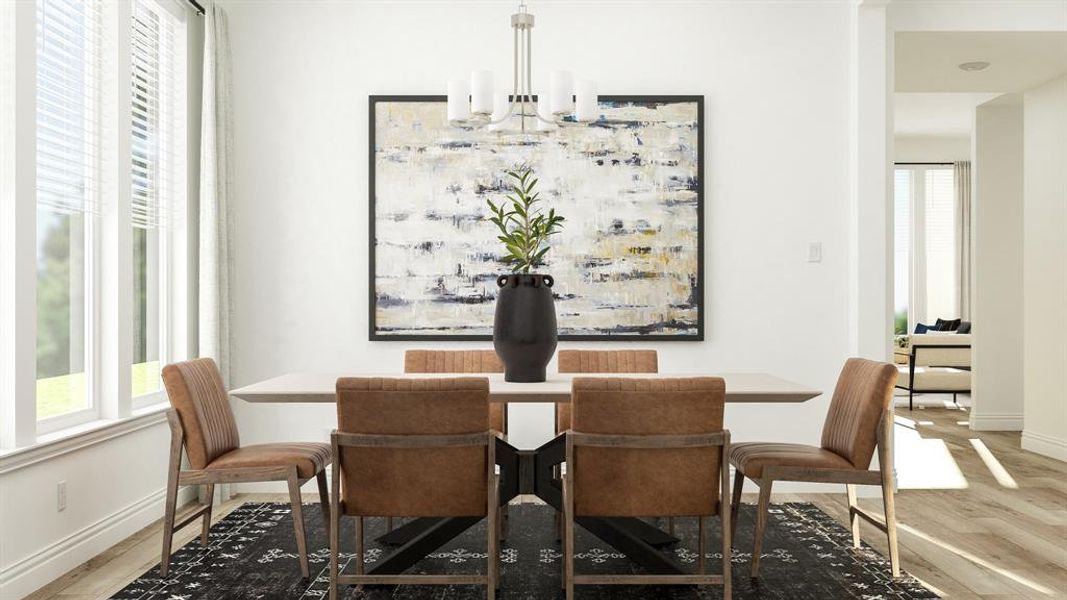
[26,407,1067,599]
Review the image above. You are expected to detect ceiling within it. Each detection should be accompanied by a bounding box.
[895,32,1067,93]
[894,92,1000,136]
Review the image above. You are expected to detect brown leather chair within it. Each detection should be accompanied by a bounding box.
[405,350,506,434]
[563,377,732,599]
[556,349,658,433]
[160,358,331,579]
[730,358,900,579]
[329,377,498,599]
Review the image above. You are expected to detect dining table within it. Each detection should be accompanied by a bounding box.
[230,371,821,576]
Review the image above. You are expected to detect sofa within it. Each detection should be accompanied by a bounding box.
[894,333,972,410]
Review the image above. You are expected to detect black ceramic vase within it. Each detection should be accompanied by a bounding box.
[493,273,558,383]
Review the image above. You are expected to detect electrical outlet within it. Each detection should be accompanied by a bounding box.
[57,481,67,512]
[807,242,822,263]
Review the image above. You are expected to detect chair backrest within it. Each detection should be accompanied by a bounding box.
[335,377,490,517]
[161,358,240,469]
[404,349,503,374]
[556,350,658,433]
[404,350,505,433]
[558,349,658,374]
[570,377,725,518]
[820,358,898,470]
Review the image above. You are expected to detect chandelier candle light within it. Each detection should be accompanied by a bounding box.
[447,2,599,133]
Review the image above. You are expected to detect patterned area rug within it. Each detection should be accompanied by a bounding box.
[112,502,936,599]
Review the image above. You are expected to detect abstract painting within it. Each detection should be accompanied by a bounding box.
[370,95,703,340]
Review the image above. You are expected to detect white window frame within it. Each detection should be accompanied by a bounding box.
[1,0,194,448]
[131,0,189,411]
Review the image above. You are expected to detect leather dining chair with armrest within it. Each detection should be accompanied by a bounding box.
[563,377,732,600]
[160,358,331,579]
[328,377,498,599]
[729,358,900,578]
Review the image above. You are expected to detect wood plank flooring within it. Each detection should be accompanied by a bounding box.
[25,407,1067,599]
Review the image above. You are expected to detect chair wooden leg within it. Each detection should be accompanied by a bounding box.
[287,471,310,580]
[563,478,574,600]
[386,516,393,532]
[200,484,215,547]
[668,516,675,537]
[697,516,706,573]
[316,470,330,526]
[882,473,901,578]
[328,483,339,600]
[846,484,861,548]
[750,480,772,579]
[159,434,181,577]
[355,517,365,575]
[730,471,744,543]
[487,477,499,600]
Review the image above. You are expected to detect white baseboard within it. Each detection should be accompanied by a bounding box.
[970,413,1024,431]
[1021,430,1067,462]
[0,486,195,600]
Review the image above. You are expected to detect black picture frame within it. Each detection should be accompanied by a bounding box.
[369,94,704,341]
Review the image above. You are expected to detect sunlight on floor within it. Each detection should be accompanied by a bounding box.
[897,521,1057,596]
[969,438,1019,489]
[894,415,969,489]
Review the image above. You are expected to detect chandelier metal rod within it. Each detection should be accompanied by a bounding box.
[483,4,561,130]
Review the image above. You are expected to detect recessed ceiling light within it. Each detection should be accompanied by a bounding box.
[958,61,991,72]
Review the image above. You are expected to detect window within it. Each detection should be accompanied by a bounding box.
[131,0,185,406]
[1,0,192,443]
[893,164,959,333]
[35,0,102,427]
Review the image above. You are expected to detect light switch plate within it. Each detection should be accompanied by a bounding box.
[808,242,822,263]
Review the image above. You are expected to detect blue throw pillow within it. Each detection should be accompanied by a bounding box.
[914,323,931,334]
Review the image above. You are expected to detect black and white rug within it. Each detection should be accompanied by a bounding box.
[112,502,937,599]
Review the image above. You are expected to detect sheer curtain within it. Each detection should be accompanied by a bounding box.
[199,2,235,385]
[955,161,972,320]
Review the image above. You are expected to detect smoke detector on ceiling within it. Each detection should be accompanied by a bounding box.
[958,61,991,72]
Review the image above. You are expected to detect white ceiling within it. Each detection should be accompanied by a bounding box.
[894,92,1000,137]
[895,32,1067,93]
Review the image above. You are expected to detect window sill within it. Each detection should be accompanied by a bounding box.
[0,404,171,475]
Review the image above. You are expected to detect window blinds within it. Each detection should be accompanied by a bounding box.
[35,0,104,215]
[130,0,182,230]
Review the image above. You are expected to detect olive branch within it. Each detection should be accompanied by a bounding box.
[486,165,565,274]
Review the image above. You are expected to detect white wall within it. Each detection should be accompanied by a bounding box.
[0,421,194,599]
[221,0,854,489]
[971,97,1024,431]
[894,135,969,163]
[1022,75,1067,461]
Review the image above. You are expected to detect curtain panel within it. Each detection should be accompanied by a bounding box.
[199,2,235,386]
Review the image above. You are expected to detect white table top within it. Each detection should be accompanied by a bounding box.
[230,372,821,404]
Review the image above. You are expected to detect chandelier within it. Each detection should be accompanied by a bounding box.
[446,1,599,133]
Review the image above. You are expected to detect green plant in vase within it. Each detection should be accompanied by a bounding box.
[486,164,563,382]
[486,164,565,273]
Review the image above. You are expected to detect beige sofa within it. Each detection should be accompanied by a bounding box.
[895,333,972,410]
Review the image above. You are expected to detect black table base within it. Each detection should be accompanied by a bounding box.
[369,433,689,576]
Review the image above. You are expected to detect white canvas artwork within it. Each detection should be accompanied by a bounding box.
[370,96,703,340]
